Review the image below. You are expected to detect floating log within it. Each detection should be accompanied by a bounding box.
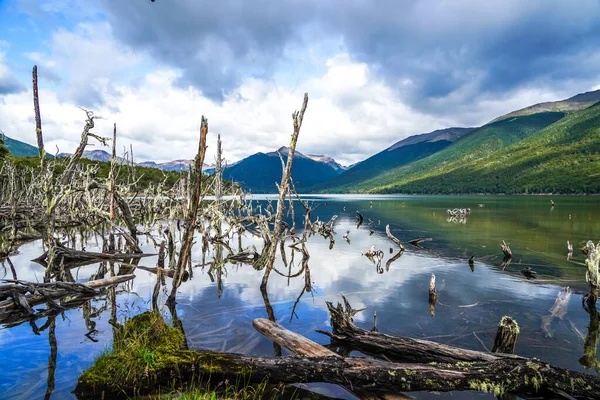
[385,224,404,251]
[75,311,600,399]
[408,237,432,247]
[0,274,135,314]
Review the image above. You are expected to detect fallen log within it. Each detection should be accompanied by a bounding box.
[252,318,339,357]
[75,311,600,399]
[314,296,600,398]
[0,274,135,314]
[32,243,153,265]
[316,294,497,363]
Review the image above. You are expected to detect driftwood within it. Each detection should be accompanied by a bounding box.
[76,306,600,399]
[313,295,600,398]
[385,224,404,251]
[583,241,599,306]
[252,318,340,358]
[33,243,152,266]
[227,249,259,263]
[134,265,189,282]
[0,274,135,315]
[408,237,432,247]
[501,240,513,258]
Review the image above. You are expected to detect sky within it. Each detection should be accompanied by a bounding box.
[1,0,600,166]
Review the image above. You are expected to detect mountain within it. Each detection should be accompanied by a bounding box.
[305,154,347,171]
[2,135,42,157]
[328,111,566,193]
[58,149,130,164]
[312,127,473,193]
[491,89,600,123]
[138,159,212,172]
[222,147,343,193]
[378,100,600,194]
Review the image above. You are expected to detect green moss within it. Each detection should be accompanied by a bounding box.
[499,316,520,335]
[524,360,544,392]
[79,311,194,388]
[469,380,505,396]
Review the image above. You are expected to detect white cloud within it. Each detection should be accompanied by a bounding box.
[3,9,600,167]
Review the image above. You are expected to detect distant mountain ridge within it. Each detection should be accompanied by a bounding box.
[2,135,43,157]
[490,89,600,123]
[312,127,474,193]
[222,146,344,193]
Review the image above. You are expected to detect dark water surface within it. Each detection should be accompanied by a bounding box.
[1,195,599,399]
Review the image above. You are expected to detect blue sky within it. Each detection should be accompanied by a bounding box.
[1,0,600,165]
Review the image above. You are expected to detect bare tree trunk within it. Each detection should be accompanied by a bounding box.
[261,93,308,290]
[168,117,208,303]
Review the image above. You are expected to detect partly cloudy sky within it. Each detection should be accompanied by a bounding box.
[1,0,600,166]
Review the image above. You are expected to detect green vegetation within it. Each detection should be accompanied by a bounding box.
[0,136,9,161]
[313,127,473,193]
[79,312,192,388]
[78,312,289,399]
[312,140,453,193]
[375,104,600,194]
[330,111,566,194]
[2,135,42,157]
[7,156,182,190]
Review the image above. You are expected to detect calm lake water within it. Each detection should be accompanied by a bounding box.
[1,195,599,399]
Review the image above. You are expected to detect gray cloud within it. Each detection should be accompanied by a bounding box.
[97,0,600,115]
[0,76,25,95]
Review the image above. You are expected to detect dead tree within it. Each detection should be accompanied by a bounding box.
[169,117,208,303]
[261,94,309,290]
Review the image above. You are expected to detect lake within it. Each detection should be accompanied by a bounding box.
[1,195,599,399]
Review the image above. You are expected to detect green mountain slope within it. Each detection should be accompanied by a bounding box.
[223,148,341,193]
[345,111,566,193]
[3,135,41,157]
[377,103,600,194]
[312,127,473,193]
[491,89,600,123]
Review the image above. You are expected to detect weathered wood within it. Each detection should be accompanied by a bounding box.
[76,319,600,400]
[429,273,438,317]
[252,318,340,358]
[261,94,309,290]
[317,294,505,363]
[313,296,600,398]
[501,240,513,258]
[492,316,520,354]
[169,116,208,302]
[0,274,135,314]
[134,265,189,281]
[385,224,405,251]
[33,243,152,265]
[409,237,432,246]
